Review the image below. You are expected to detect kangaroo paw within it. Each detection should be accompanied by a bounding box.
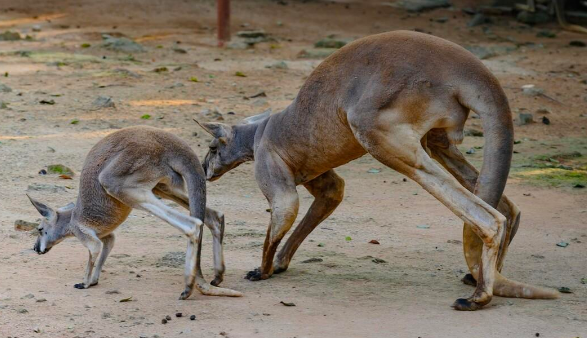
[461,273,477,287]
[244,268,269,281]
[451,298,484,311]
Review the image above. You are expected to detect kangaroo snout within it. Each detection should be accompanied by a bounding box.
[34,240,50,254]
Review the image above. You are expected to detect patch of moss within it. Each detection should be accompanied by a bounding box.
[514,168,587,189]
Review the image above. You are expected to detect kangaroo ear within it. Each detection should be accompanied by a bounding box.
[241,108,271,125]
[26,195,56,220]
[193,119,230,138]
[57,202,75,212]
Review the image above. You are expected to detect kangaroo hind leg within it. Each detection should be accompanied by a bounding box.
[154,185,226,286]
[426,129,521,284]
[350,110,505,311]
[274,169,345,274]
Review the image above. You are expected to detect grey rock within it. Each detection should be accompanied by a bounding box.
[0,101,7,109]
[32,25,42,32]
[0,83,12,93]
[394,0,451,13]
[102,34,145,53]
[465,45,516,60]
[17,308,28,314]
[314,37,350,49]
[200,107,224,121]
[0,31,21,41]
[464,129,484,137]
[227,39,250,50]
[265,61,288,69]
[36,298,47,303]
[113,68,141,78]
[158,252,185,268]
[535,107,551,114]
[27,183,67,193]
[468,13,490,27]
[298,48,337,59]
[301,258,323,263]
[166,82,185,89]
[93,96,115,109]
[234,30,271,46]
[536,30,556,38]
[517,10,551,25]
[172,46,187,54]
[522,85,544,97]
[252,98,268,107]
[518,112,534,125]
[237,30,267,39]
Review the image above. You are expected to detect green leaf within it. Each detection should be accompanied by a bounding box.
[189,77,198,82]
[47,164,75,176]
[141,114,151,120]
[119,296,133,302]
[81,43,91,48]
[317,243,325,247]
[345,236,352,241]
[70,119,79,125]
[235,71,247,77]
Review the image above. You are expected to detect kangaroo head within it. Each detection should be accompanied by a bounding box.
[196,109,270,181]
[27,195,75,254]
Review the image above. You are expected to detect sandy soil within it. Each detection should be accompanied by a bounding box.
[0,0,586,337]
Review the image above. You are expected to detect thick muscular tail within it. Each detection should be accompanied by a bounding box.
[458,81,559,300]
[173,158,243,297]
[493,273,559,299]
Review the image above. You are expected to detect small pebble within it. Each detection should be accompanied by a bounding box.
[190,315,196,320]
[165,315,171,321]
[175,312,182,318]
[161,318,168,324]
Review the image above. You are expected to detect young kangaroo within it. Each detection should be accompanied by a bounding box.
[27,126,241,299]
[196,31,558,310]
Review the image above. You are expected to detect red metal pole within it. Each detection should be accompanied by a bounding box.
[217,0,230,47]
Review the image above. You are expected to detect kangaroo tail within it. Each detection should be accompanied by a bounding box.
[458,74,559,300]
[173,157,243,297]
[493,272,559,299]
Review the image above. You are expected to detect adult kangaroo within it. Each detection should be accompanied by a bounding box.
[196,31,558,310]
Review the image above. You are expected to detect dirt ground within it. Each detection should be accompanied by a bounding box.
[1,0,586,337]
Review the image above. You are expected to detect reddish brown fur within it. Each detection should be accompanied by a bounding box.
[199,31,558,310]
